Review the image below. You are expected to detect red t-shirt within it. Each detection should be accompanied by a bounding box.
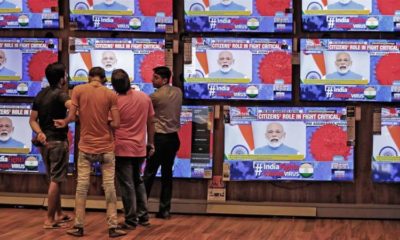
[114,90,154,157]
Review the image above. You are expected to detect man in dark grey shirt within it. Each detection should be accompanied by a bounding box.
[29,63,72,229]
[143,66,182,219]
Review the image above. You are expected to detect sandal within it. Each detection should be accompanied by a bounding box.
[43,222,67,229]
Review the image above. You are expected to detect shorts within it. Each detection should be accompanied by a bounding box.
[41,141,69,183]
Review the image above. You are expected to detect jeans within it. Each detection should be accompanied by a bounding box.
[143,132,180,214]
[74,151,118,229]
[116,156,149,225]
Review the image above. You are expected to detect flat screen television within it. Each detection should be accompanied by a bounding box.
[91,106,214,178]
[300,38,400,102]
[0,0,59,28]
[184,37,292,101]
[0,38,59,97]
[69,37,165,95]
[224,106,354,181]
[372,108,400,182]
[69,0,173,32]
[0,103,75,174]
[302,0,400,32]
[185,0,293,32]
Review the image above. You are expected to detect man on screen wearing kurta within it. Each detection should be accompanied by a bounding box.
[325,52,363,80]
[208,51,245,79]
[254,122,298,155]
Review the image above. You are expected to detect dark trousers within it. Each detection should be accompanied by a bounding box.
[116,156,149,225]
[143,132,180,214]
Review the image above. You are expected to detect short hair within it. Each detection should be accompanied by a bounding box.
[45,62,66,88]
[153,66,171,82]
[111,69,130,94]
[89,67,106,80]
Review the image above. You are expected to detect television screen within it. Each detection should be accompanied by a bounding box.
[92,106,214,178]
[302,0,400,32]
[0,0,59,28]
[300,39,400,102]
[372,108,400,182]
[0,103,75,174]
[184,0,293,32]
[184,38,292,100]
[69,0,173,32]
[224,106,354,181]
[0,38,59,97]
[69,37,165,95]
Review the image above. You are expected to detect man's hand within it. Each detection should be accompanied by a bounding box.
[147,144,155,157]
[37,132,47,144]
[54,119,67,128]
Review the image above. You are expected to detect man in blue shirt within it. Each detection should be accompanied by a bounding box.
[0,0,16,9]
[327,0,364,10]
[0,50,16,77]
[254,122,298,155]
[93,0,128,11]
[210,0,246,11]
[326,52,363,80]
[208,51,245,79]
[0,117,25,148]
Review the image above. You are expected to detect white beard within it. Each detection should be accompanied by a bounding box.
[0,132,11,142]
[268,138,284,148]
[104,0,115,6]
[339,0,351,4]
[104,65,115,72]
[337,66,350,74]
[220,66,232,73]
[221,0,232,6]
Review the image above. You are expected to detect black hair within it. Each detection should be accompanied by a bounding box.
[111,69,130,94]
[153,66,171,82]
[45,62,66,88]
[89,67,106,82]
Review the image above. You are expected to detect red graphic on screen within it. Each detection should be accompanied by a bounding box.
[27,0,57,13]
[177,121,192,159]
[258,51,291,84]
[256,0,291,16]
[28,51,58,81]
[138,0,172,16]
[376,54,400,85]
[140,51,165,83]
[377,0,400,15]
[310,124,350,161]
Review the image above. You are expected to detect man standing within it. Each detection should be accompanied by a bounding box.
[143,66,182,219]
[111,69,155,229]
[54,67,126,238]
[29,63,72,229]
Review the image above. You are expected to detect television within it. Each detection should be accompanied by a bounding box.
[0,103,75,174]
[372,108,400,182]
[0,38,59,97]
[184,0,293,32]
[0,0,59,28]
[302,0,400,32]
[92,106,214,178]
[184,37,292,101]
[69,37,165,94]
[69,0,173,32]
[300,38,400,102]
[224,106,354,181]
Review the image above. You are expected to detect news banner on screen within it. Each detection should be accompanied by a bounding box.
[300,39,400,102]
[0,104,75,174]
[0,0,59,28]
[372,108,400,183]
[69,0,173,32]
[224,106,354,181]
[184,0,293,32]
[69,37,165,94]
[184,38,292,100]
[302,0,400,32]
[0,38,59,97]
[92,106,214,178]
